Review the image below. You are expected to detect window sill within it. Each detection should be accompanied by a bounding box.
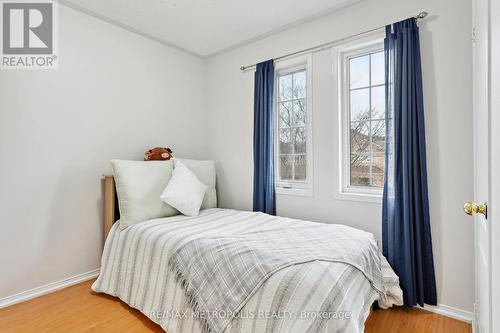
[334,190,382,204]
[276,187,313,197]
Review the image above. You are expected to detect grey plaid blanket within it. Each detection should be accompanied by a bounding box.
[168,223,386,333]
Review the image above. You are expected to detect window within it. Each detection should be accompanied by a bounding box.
[275,56,312,195]
[340,42,386,198]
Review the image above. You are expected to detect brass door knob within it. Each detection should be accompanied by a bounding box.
[464,202,487,217]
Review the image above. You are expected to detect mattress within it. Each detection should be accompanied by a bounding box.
[92,208,403,333]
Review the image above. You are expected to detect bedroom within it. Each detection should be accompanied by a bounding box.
[0,0,498,332]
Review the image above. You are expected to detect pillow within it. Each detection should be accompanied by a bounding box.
[160,161,208,216]
[111,159,178,229]
[174,158,217,209]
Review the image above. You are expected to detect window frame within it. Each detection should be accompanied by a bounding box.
[339,40,385,201]
[274,54,313,196]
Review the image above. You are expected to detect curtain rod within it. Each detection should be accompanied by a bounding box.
[240,11,428,72]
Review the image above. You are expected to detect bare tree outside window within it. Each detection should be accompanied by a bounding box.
[348,51,386,188]
[277,69,307,183]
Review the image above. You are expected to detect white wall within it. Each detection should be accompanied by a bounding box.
[206,0,474,313]
[0,5,207,299]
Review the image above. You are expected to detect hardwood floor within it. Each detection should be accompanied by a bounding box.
[365,306,472,333]
[0,279,471,333]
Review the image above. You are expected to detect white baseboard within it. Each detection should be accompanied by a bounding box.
[471,302,478,333]
[418,303,475,323]
[0,269,100,309]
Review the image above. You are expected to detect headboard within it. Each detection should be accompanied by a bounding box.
[103,175,119,241]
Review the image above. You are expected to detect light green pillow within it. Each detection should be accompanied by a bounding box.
[174,158,217,209]
[111,159,178,229]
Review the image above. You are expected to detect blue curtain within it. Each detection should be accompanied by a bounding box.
[382,18,437,307]
[253,60,276,215]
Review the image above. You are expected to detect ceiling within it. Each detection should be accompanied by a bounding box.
[61,0,359,57]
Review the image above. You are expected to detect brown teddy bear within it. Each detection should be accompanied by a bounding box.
[144,147,173,161]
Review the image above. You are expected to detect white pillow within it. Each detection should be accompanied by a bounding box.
[111,160,178,229]
[160,161,208,216]
[174,158,217,209]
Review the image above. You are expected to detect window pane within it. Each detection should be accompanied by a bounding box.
[350,55,370,89]
[293,70,306,99]
[276,68,310,188]
[279,74,293,101]
[345,48,386,190]
[350,152,371,169]
[350,88,370,121]
[372,149,385,186]
[372,153,385,175]
[350,121,370,154]
[279,155,293,180]
[371,52,385,86]
[279,102,292,128]
[371,85,385,120]
[371,120,385,152]
[351,174,371,187]
[350,153,371,187]
[294,127,307,154]
[294,155,307,180]
[293,99,306,126]
[279,128,292,154]
[372,173,384,187]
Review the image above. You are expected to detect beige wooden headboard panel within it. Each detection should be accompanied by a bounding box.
[103,175,119,241]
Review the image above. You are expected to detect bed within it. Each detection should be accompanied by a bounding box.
[92,175,403,333]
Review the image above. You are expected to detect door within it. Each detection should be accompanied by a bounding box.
[472,0,491,332]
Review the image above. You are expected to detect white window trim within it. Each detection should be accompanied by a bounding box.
[274,54,313,197]
[337,38,384,203]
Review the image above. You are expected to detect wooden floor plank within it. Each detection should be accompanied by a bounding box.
[0,279,471,333]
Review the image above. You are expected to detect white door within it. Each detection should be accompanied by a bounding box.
[472,0,491,332]
[490,0,500,330]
